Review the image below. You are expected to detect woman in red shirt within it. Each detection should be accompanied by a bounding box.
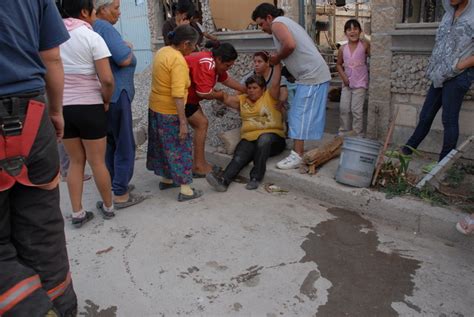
[185,40,246,177]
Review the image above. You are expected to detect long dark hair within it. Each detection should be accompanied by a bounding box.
[344,19,362,32]
[56,0,94,19]
[204,40,238,62]
[167,24,199,46]
[251,3,284,21]
[172,0,195,19]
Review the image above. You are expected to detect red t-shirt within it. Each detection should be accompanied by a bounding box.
[185,51,228,105]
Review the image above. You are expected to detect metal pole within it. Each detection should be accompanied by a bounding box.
[332,0,336,46]
[298,0,306,28]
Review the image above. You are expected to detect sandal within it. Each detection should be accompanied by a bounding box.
[96,201,115,219]
[193,165,221,179]
[113,192,145,210]
[177,188,203,202]
[159,182,179,190]
[192,172,206,178]
[456,215,474,236]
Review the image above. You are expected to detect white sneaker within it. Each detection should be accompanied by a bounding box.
[276,150,302,169]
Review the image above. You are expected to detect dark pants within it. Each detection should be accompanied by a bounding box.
[0,95,77,316]
[405,69,473,161]
[223,133,286,184]
[106,90,135,196]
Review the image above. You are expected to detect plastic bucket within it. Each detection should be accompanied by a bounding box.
[335,136,382,188]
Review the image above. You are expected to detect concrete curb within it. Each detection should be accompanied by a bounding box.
[206,146,473,250]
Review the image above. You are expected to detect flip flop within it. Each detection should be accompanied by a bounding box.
[177,188,203,202]
[114,192,145,209]
[455,215,474,236]
[159,182,180,190]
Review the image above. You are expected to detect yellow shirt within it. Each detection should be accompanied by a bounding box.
[149,46,190,114]
[239,90,285,141]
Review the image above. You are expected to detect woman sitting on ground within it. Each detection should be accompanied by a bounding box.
[206,63,286,191]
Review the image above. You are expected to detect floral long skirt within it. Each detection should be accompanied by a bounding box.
[146,109,193,185]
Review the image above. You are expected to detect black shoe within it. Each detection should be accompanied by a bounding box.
[96,201,115,219]
[177,188,203,202]
[400,145,412,156]
[72,211,94,228]
[206,171,228,192]
[245,178,260,190]
[159,182,180,190]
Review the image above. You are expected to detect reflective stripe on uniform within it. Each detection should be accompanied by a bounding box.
[47,272,72,301]
[0,274,42,315]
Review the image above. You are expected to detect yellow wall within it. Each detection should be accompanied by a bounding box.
[210,0,262,30]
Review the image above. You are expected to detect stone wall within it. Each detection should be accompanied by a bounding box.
[391,54,474,99]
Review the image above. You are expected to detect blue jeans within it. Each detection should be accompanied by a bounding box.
[106,90,135,196]
[405,69,473,161]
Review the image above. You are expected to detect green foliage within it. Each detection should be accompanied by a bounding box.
[379,146,446,205]
[445,163,474,188]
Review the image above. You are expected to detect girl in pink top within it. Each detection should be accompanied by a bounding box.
[336,19,370,136]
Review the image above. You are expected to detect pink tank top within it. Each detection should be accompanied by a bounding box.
[343,41,369,89]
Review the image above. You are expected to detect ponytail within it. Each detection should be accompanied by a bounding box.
[251,3,284,21]
[205,41,238,63]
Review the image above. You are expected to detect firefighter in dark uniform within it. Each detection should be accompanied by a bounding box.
[0,0,78,316]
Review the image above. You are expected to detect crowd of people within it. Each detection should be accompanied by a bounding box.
[0,0,472,315]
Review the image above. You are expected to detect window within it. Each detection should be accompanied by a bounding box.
[402,0,444,23]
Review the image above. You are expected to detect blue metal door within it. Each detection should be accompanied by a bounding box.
[114,0,153,72]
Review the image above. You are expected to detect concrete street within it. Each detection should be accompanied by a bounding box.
[62,158,473,317]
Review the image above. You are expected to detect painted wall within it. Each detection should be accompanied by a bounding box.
[114,0,153,72]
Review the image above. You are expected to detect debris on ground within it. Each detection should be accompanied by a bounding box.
[96,246,114,255]
[264,183,289,194]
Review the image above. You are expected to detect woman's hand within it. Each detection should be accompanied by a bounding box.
[342,75,350,87]
[456,55,474,71]
[104,103,109,112]
[269,53,281,66]
[179,121,188,142]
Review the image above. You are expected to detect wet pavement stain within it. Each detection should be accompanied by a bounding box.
[79,300,117,317]
[300,207,421,316]
[300,270,320,301]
